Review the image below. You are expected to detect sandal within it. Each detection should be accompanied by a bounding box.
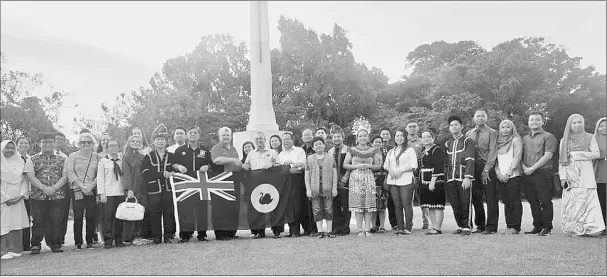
[426,228,442,235]
[378,228,386,233]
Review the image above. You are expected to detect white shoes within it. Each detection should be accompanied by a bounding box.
[1,252,21,260]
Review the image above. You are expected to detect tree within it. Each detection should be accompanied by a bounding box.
[1,52,61,140]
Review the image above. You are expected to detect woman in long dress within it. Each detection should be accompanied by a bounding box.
[344,129,382,237]
[559,114,606,236]
[593,117,606,236]
[1,140,30,260]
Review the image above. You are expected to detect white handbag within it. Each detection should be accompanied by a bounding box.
[115,197,145,221]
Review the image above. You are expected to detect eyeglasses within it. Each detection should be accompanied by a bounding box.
[80,141,94,145]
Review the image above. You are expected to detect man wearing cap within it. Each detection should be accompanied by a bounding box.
[142,124,177,244]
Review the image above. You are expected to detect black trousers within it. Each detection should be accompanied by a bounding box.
[484,171,499,232]
[73,195,97,245]
[31,199,65,249]
[122,195,148,242]
[22,199,31,250]
[302,200,317,234]
[498,177,523,231]
[149,191,175,240]
[522,169,554,230]
[288,173,306,235]
[597,183,606,225]
[101,196,125,244]
[61,190,72,244]
[332,187,351,235]
[472,163,487,230]
[446,181,472,229]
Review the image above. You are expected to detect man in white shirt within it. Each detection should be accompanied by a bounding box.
[278,133,307,237]
[166,126,187,154]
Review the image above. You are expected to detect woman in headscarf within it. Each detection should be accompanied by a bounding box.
[494,120,523,235]
[1,140,30,260]
[593,117,606,235]
[559,114,605,236]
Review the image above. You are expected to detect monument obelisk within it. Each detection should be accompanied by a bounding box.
[233,0,283,158]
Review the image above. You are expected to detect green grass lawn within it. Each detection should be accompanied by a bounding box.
[1,199,605,275]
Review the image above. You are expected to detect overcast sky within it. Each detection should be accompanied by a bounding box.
[1,1,605,138]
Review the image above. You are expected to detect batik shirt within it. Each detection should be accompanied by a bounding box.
[24,153,68,200]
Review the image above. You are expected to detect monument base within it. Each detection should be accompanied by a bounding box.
[233,130,286,159]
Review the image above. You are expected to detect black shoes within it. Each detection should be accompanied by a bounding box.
[452,229,463,235]
[481,230,497,235]
[286,233,301,238]
[525,227,543,234]
[198,237,208,242]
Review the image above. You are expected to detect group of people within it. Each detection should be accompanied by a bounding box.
[1,110,606,260]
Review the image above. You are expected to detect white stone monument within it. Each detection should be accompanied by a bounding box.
[233,0,284,158]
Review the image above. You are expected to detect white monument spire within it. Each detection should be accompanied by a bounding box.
[233,1,283,158]
[247,0,278,131]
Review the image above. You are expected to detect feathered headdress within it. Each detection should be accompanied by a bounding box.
[151,123,169,140]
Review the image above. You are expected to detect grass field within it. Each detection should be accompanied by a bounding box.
[1,199,605,275]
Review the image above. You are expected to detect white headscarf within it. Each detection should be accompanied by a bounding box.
[1,140,25,184]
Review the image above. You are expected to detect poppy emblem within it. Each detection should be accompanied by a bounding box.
[266,153,270,158]
[197,151,206,158]
[182,152,186,155]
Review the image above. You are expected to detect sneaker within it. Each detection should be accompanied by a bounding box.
[1,253,13,260]
[86,243,94,249]
[525,227,542,234]
[402,229,412,235]
[365,231,372,237]
[51,246,64,253]
[461,228,472,236]
[74,244,82,251]
[327,231,337,238]
[7,252,21,257]
[316,232,325,239]
[378,228,386,234]
[132,238,145,246]
[310,232,319,238]
[369,227,378,233]
[452,229,463,235]
[538,228,551,236]
[481,230,497,235]
[422,223,429,230]
[503,228,519,235]
[357,231,365,237]
[472,228,485,234]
